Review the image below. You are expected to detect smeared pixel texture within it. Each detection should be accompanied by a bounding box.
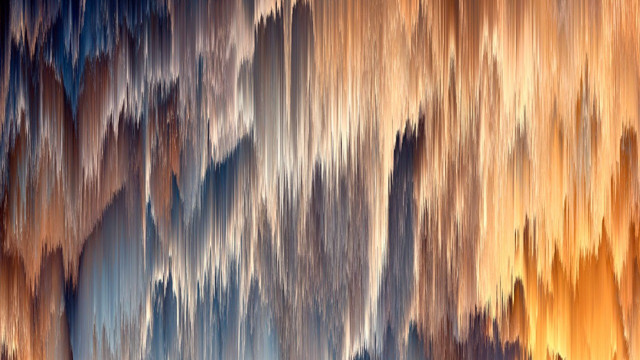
[1,0,640,359]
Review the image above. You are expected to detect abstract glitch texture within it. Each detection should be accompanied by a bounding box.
[0,0,639,359]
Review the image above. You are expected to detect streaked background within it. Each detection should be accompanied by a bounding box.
[0,0,639,358]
